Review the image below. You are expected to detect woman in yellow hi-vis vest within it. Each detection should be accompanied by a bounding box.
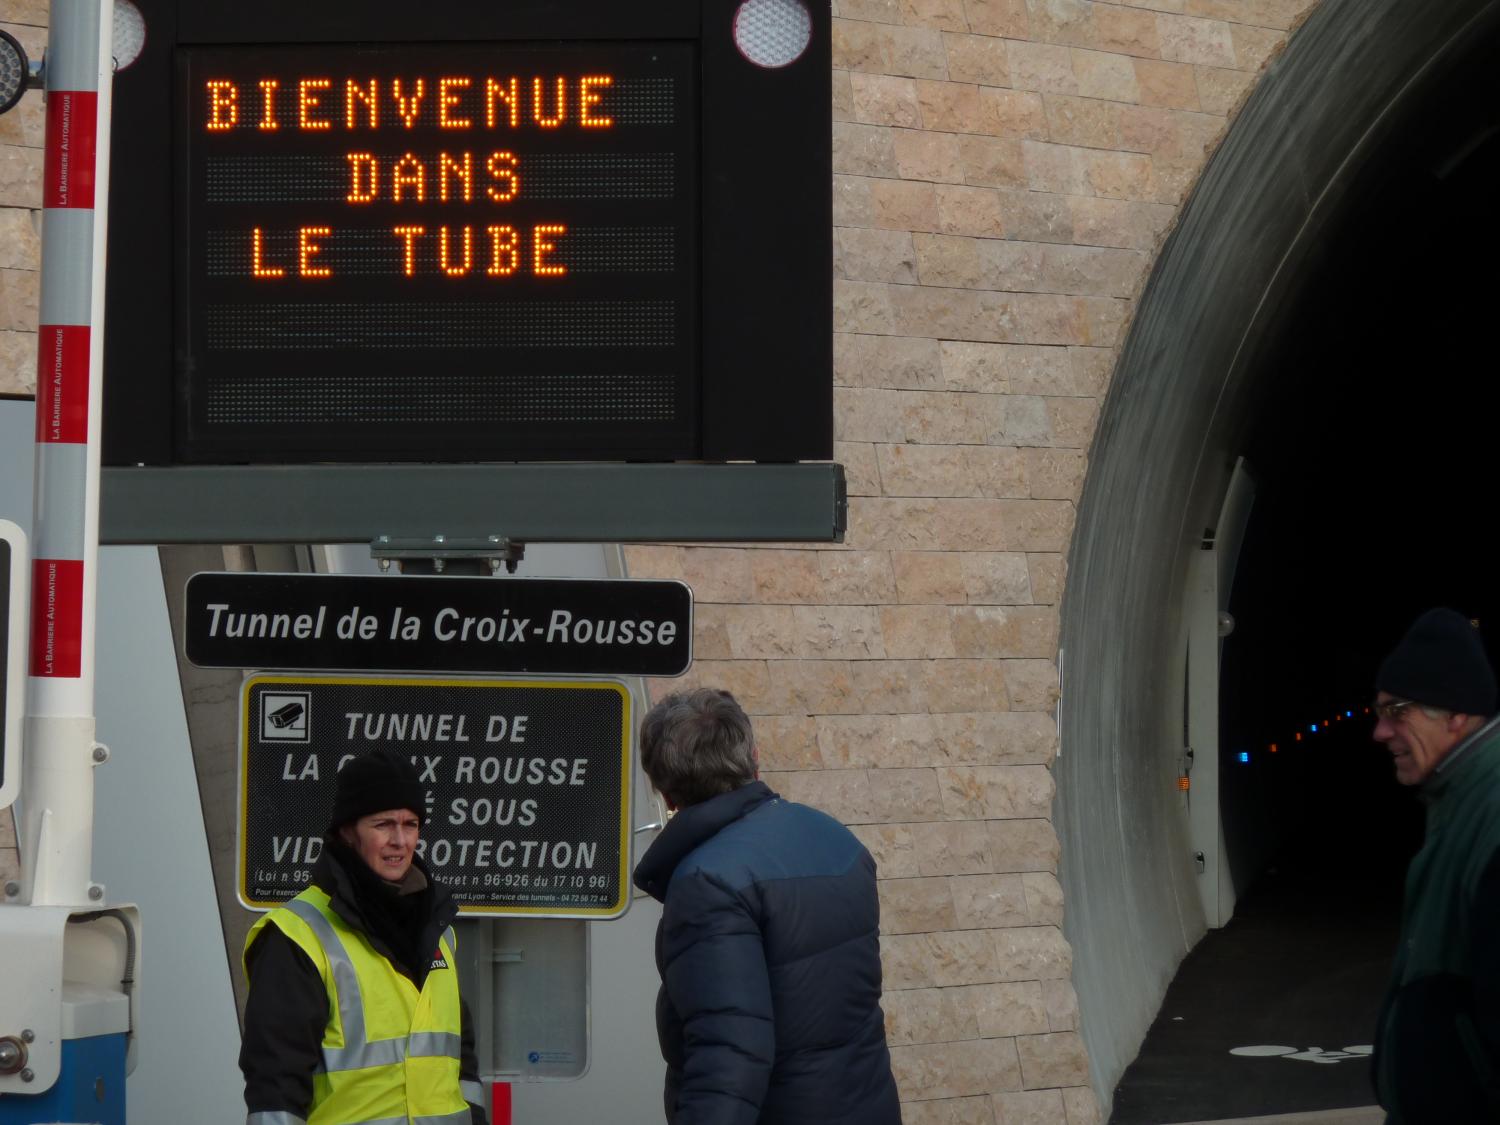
[240,748,488,1125]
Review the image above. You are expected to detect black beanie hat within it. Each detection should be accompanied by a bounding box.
[328,747,426,831]
[1376,608,1497,717]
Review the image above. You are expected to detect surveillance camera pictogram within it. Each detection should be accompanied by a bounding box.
[262,692,311,742]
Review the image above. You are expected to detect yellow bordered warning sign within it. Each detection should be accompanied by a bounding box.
[238,674,632,919]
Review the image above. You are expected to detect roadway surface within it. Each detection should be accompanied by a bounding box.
[1109,730,1419,1123]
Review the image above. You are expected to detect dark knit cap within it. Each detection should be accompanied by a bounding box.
[1376,608,1497,717]
[328,747,426,831]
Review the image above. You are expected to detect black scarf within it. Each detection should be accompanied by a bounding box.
[324,836,436,984]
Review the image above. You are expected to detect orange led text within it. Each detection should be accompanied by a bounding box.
[206,74,617,132]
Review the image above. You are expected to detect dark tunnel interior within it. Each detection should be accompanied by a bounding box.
[1219,37,1500,919]
[1107,31,1500,1123]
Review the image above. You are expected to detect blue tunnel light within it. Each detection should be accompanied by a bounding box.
[1346,710,1353,718]
[1238,752,1250,763]
[1309,723,1318,733]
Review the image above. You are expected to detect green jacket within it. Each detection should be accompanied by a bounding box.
[1374,715,1500,1123]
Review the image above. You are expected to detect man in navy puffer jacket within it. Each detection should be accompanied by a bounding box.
[633,688,902,1125]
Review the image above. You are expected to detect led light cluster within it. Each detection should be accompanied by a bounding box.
[732,0,812,69]
[204,298,677,350]
[206,72,603,281]
[0,30,29,116]
[341,151,519,204]
[204,74,618,131]
[205,370,676,424]
[1233,706,1370,765]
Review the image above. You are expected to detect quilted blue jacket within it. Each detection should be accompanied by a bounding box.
[633,781,901,1125]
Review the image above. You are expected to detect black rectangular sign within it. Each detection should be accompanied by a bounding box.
[239,675,631,916]
[186,571,692,676]
[105,1,834,470]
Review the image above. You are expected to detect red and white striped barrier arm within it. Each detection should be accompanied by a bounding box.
[30,0,110,711]
[19,0,113,908]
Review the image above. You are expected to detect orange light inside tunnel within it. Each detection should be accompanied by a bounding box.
[1269,743,1278,753]
[1177,776,1191,792]
[1295,732,1303,742]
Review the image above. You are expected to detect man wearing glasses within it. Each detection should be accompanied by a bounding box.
[1371,608,1500,1123]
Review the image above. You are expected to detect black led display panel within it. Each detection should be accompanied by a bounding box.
[176,42,699,462]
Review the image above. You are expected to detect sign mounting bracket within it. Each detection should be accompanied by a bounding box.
[370,535,526,576]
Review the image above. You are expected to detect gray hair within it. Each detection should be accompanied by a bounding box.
[639,688,756,809]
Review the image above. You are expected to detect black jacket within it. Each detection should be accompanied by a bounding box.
[634,782,901,1125]
[1374,721,1500,1122]
[240,841,486,1124]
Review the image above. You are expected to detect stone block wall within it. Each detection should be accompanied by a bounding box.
[627,1,1314,1119]
[0,0,44,396]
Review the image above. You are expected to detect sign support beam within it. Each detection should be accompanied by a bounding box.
[100,462,847,545]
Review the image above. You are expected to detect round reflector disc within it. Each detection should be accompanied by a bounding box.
[0,30,28,116]
[732,0,812,69]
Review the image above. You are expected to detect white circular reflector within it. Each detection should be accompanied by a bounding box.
[732,0,812,69]
[113,0,146,71]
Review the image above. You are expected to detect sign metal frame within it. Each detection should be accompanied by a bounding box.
[237,673,634,919]
[100,461,847,545]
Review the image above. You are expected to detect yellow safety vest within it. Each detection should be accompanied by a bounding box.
[244,886,477,1125]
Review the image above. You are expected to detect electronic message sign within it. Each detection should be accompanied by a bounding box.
[239,675,632,917]
[178,43,697,462]
[103,2,834,469]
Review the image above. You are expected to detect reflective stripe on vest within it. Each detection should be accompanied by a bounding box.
[284,898,400,1072]
[280,900,466,1074]
[246,1113,307,1125]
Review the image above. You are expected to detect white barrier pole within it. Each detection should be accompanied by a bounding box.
[20,0,113,909]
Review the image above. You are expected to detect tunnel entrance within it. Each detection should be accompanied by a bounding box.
[1106,11,1500,1123]
[1220,26,1500,903]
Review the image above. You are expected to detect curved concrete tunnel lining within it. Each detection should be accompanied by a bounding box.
[1054,0,1500,1108]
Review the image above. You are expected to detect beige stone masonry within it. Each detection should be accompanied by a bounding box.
[998,1089,1072,1125]
[1040,976,1081,1031]
[1017,1031,1092,1089]
[0,206,41,269]
[890,1036,1025,1099]
[0,6,46,395]
[0,329,36,393]
[900,1097,997,1125]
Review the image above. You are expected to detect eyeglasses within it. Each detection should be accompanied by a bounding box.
[1373,699,1420,722]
